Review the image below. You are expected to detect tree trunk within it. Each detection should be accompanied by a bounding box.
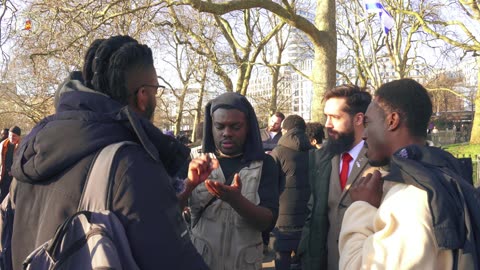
[269,66,280,116]
[311,0,336,123]
[469,56,480,144]
[174,89,188,136]
[192,73,207,143]
[192,100,203,142]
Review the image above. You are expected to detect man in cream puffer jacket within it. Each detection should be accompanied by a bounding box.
[339,78,479,270]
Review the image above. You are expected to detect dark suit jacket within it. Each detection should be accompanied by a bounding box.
[260,128,282,151]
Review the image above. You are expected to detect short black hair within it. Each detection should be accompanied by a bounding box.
[176,134,192,146]
[273,112,285,121]
[282,114,306,131]
[323,84,372,115]
[306,122,325,144]
[375,78,432,138]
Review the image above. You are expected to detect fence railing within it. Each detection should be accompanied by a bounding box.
[453,153,479,187]
[428,130,470,146]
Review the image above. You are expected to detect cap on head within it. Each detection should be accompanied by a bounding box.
[9,126,21,136]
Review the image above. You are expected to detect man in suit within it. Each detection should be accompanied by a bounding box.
[298,85,372,270]
[0,126,21,202]
[260,112,285,152]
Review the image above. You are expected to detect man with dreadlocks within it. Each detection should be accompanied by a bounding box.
[10,35,207,269]
[177,92,280,270]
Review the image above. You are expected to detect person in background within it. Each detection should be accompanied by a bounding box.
[0,129,8,142]
[261,112,285,152]
[305,122,325,149]
[0,126,21,202]
[270,115,312,270]
[176,134,192,146]
[260,111,285,251]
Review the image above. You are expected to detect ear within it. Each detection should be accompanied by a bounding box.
[353,112,364,127]
[310,138,317,145]
[135,89,148,112]
[386,112,401,131]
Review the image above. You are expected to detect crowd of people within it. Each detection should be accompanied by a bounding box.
[1,34,479,270]
[0,126,21,203]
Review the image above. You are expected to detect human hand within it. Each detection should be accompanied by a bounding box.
[187,153,219,187]
[205,173,242,204]
[349,170,383,208]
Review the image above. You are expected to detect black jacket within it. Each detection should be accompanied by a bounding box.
[270,128,312,243]
[10,80,208,270]
[385,145,480,269]
[261,128,282,151]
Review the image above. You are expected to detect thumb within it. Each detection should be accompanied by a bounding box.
[233,173,242,188]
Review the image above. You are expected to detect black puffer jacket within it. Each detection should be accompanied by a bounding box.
[270,128,312,249]
[10,79,208,270]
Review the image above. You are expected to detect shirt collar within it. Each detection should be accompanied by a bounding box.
[347,140,364,162]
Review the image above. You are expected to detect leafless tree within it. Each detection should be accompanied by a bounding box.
[398,0,480,143]
[172,0,337,123]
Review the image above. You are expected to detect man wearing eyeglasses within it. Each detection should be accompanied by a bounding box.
[130,84,165,121]
[10,36,207,269]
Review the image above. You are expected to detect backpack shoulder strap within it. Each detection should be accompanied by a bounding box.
[78,141,137,212]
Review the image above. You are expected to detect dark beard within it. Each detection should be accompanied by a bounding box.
[324,130,355,155]
[145,99,156,122]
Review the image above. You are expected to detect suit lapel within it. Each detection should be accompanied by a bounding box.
[331,154,341,192]
[339,146,369,204]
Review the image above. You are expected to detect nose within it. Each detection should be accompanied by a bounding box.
[362,128,367,141]
[325,116,333,128]
[223,127,233,137]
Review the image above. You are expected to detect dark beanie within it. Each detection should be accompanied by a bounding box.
[282,115,306,131]
[9,126,21,136]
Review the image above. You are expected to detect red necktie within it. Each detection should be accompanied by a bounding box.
[340,153,353,191]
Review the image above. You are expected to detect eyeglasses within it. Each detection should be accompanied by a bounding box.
[134,84,166,97]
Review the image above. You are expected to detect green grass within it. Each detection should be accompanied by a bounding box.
[442,143,480,158]
[442,143,480,187]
